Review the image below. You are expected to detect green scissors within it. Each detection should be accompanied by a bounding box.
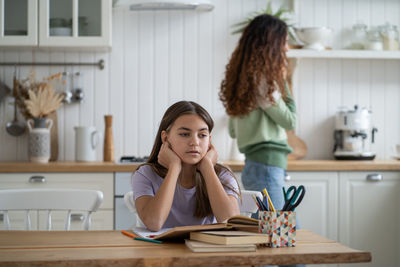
[282,185,306,211]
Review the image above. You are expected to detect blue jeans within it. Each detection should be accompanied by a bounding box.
[242,160,305,267]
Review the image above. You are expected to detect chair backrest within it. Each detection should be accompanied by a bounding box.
[0,189,103,231]
[123,191,145,228]
[239,190,263,217]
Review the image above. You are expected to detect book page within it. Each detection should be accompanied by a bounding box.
[132,227,172,239]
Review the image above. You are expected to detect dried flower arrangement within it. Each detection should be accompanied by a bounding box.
[13,70,65,119]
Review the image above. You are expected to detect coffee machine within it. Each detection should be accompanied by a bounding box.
[333,105,378,160]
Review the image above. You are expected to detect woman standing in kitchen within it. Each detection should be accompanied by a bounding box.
[132,101,240,232]
[219,14,296,212]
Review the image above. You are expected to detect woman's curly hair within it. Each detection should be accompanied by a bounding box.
[219,14,288,117]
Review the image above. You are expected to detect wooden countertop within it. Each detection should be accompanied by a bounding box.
[0,160,399,173]
[0,230,371,266]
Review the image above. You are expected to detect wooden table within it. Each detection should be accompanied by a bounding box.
[0,230,371,266]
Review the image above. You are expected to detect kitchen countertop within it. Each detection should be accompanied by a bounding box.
[0,160,400,173]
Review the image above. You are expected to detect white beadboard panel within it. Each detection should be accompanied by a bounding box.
[123,10,140,156]
[1,0,400,162]
[137,11,154,156]
[109,9,124,160]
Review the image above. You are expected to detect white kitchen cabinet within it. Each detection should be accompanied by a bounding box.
[38,0,111,48]
[0,0,38,46]
[338,171,400,267]
[0,0,111,48]
[286,172,339,267]
[0,173,114,230]
[286,172,339,241]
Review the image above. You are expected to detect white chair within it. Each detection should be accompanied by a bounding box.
[124,191,145,228]
[239,190,263,217]
[123,190,263,226]
[0,188,103,230]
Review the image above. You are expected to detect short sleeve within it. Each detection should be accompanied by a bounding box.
[131,166,156,200]
[219,168,240,200]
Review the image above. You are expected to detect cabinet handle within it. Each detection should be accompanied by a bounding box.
[366,173,383,182]
[284,175,291,181]
[71,214,85,221]
[29,176,46,183]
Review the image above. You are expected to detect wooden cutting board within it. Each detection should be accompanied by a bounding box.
[287,130,307,160]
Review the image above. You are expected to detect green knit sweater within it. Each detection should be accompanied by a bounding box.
[228,86,296,169]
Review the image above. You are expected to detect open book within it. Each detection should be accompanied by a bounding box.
[132,215,259,241]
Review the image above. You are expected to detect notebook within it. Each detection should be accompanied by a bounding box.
[185,239,257,253]
[190,230,270,245]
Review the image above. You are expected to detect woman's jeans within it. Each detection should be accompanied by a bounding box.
[242,160,286,211]
[241,159,305,267]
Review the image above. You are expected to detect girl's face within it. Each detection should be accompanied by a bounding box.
[163,114,210,165]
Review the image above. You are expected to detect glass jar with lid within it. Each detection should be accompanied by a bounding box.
[380,23,399,51]
[365,26,383,50]
[351,21,367,49]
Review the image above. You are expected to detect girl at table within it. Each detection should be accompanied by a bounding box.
[132,101,240,231]
[219,14,296,211]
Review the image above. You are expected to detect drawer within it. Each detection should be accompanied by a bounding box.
[0,210,114,231]
[0,173,114,209]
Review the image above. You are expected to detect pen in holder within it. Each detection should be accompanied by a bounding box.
[258,211,296,247]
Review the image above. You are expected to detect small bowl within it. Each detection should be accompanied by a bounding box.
[50,27,72,36]
[294,27,332,50]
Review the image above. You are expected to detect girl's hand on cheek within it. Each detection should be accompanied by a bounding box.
[158,141,181,170]
[198,144,218,173]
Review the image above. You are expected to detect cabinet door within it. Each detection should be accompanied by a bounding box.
[0,0,38,46]
[38,0,111,48]
[287,172,339,242]
[339,171,400,267]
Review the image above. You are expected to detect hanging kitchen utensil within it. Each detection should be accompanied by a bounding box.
[0,79,11,102]
[5,70,26,136]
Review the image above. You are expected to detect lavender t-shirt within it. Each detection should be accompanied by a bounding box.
[131,165,239,229]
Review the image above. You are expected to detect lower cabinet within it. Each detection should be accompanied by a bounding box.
[0,173,114,230]
[288,170,400,267]
[338,171,400,267]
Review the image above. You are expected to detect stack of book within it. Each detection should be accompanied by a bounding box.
[186,230,270,253]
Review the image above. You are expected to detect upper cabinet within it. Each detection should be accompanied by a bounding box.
[0,0,38,46]
[0,0,111,49]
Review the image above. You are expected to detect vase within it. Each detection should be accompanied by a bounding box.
[103,115,114,162]
[27,117,53,163]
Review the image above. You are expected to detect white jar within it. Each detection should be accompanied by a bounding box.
[27,118,53,163]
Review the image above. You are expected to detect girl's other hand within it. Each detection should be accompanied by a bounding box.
[198,144,218,173]
[158,141,181,170]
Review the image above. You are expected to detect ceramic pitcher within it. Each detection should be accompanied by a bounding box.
[27,117,53,163]
[74,126,100,161]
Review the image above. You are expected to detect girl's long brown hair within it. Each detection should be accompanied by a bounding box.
[137,101,240,218]
[219,14,288,117]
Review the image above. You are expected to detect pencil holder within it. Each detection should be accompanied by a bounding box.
[258,211,296,247]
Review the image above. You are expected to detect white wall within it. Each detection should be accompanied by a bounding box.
[0,0,399,161]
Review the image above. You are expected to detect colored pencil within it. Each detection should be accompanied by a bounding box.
[121,230,138,238]
[134,237,162,244]
[263,188,276,212]
[251,194,261,210]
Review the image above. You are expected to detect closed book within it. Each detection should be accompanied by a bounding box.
[185,239,256,253]
[190,230,269,245]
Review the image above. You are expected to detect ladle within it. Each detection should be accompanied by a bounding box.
[5,75,26,136]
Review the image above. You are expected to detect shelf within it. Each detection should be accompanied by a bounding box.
[287,49,400,59]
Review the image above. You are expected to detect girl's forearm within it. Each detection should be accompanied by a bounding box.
[139,165,181,231]
[201,162,240,222]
